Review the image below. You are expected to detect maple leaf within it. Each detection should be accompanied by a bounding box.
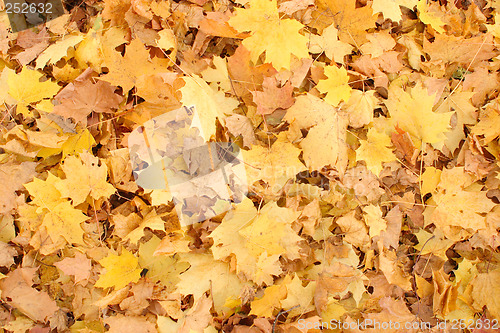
[311,0,377,45]
[112,209,166,244]
[417,0,446,33]
[316,65,352,107]
[250,282,287,317]
[201,56,232,91]
[35,34,84,68]
[176,253,243,312]
[378,249,412,290]
[363,204,387,237]
[225,114,256,148]
[371,0,404,21]
[105,315,157,333]
[0,268,59,322]
[180,75,235,141]
[470,269,500,319]
[54,252,92,284]
[300,108,348,173]
[359,32,396,58]
[228,0,309,70]
[100,39,166,92]
[95,249,142,290]
[336,210,370,249]
[423,34,497,68]
[343,90,378,128]
[435,88,477,151]
[430,189,495,231]
[385,82,453,146]
[41,201,88,244]
[242,133,307,190]
[53,79,123,124]
[7,67,61,116]
[0,160,36,214]
[24,173,65,210]
[138,235,188,291]
[309,24,354,64]
[251,76,294,115]
[281,274,316,317]
[55,151,116,205]
[472,104,500,144]
[356,127,396,175]
[23,174,87,245]
[211,198,302,285]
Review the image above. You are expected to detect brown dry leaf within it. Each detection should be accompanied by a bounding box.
[251,76,294,115]
[311,0,377,45]
[225,114,256,148]
[104,314,156,333]
[432,269,458,318]
[378,249,412,291]
[54,252,92,284]
[423,34,497,68]
[54,79,123,124]
[0,268,58,322]
[462,65,500,106]
[470,269,500,319]
[0,160,36,214]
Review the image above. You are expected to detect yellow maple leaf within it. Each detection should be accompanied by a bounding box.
[311,0,377,45]
[281,274,316,317]
[385,82,453,146]
[95,249,142,290]
[435,89,476,151]
[471,104,500,144]
[24,173,88,245]
[138,235,188,292]
[470,269,500,319]
[413,228,453,260]
[336,210,370,250]
[176,253,243,313]
[316,65,352,107]
[211,198,301,285]
[180,75,236,141]
[24,173,65,210]
[250,282,287,317]
[379,249,412,290]
[41,201,87,245]
[356,127,396,175]
[300,111,348,173]
[35,34,84,68]
[363,204,387,237]
[343,90,378,128]
[228,0,309,70]
[242,133,307,190]
[201,56,232,91]
[61,129,96,159]
[371,0,416,22]
[8,67,61,116]
[431,189,495,231]
[116,209,166,244]
[416,0,446,33]
[100,39,167,92]
[55,151,115,205]
[309,24,353,64]
[239,201,302,259]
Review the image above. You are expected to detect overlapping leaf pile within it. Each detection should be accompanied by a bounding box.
[1,0,500,331]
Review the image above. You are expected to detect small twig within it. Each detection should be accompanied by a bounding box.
[272,305,300,333]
